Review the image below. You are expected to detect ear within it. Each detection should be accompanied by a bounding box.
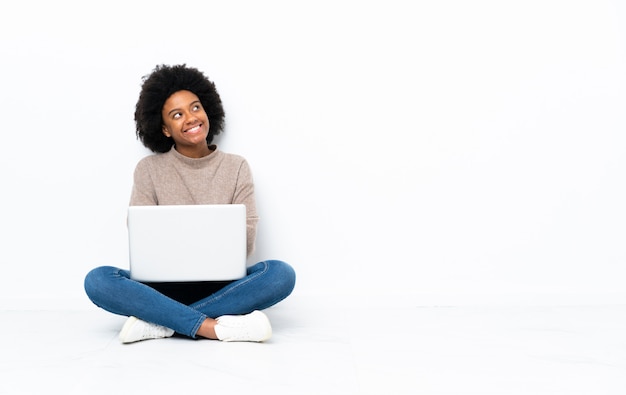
[162,125,171,138]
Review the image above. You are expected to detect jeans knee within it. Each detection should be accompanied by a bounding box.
[268,260,296,296]
[84,266,118,303]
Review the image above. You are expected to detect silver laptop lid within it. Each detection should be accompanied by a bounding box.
[128,204,247,282]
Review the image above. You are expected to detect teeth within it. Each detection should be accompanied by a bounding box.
[186,125,200,133]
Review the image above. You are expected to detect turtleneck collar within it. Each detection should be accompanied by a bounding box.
[166,144,221,169]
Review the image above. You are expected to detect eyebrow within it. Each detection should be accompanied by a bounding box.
[167,100,202,117]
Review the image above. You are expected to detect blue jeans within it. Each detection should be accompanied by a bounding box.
[84,260,296,338]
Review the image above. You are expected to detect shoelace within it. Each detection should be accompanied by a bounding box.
[140,322,171,338]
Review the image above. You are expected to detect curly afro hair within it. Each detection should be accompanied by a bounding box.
[134,64,226,153]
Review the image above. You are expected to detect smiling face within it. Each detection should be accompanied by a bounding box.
[161,90,212,158]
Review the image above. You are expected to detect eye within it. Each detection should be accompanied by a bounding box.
[192,104,201,112]
[173,112,182,119]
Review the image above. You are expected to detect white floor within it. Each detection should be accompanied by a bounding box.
[2,296,625,395]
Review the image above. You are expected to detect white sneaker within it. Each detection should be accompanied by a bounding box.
[119,316,175,344]
[214,310,272,342]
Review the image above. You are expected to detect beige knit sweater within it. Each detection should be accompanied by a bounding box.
[129,146,258,256]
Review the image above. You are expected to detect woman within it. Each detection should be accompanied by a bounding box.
[84,64,296,344]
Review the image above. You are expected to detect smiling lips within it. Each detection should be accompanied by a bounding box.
[185,124,202,134]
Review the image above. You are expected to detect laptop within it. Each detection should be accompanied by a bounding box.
[127,204,247,282]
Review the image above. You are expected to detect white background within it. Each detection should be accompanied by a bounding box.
[1,0,624,309]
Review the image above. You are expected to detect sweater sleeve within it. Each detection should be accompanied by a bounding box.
[234,159,259,257]
[129,158,157,206]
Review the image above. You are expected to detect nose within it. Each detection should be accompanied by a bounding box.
[183,110,198,124]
